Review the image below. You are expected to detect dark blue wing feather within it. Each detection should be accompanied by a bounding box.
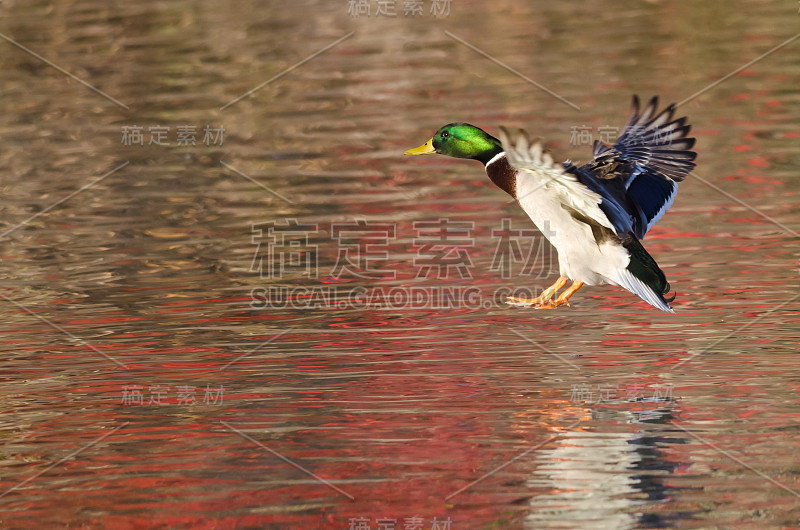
[576,96,697,238]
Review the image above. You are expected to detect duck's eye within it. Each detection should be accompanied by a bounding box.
[441,131,450,138]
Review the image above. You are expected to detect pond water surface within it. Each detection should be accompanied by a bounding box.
[1,0,800,528]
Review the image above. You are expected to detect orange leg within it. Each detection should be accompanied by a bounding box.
[537,280,584,309]
[506,276,568,307]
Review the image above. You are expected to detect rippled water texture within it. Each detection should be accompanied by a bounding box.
[1,0,799,528]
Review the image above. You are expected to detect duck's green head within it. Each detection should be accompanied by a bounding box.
[405,123,503,165]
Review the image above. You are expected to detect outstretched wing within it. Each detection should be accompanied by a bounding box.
[576,95,697,239]
[498,126,618,234]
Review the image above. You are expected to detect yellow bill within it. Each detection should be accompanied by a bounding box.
[404,138,436,156]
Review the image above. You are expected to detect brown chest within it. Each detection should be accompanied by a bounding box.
[485,155,517,199]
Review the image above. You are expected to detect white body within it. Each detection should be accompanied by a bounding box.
[514,176,630,287]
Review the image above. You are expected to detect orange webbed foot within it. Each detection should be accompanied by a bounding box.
[505,277,568,309]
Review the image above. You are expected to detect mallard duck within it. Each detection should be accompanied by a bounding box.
[404,96,696,312]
